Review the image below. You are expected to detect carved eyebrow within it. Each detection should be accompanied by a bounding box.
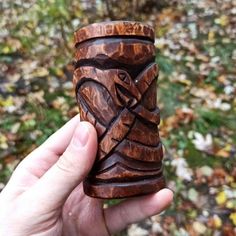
[74,55,155,79]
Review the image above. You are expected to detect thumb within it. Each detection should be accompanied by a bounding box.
[25,121,97,208]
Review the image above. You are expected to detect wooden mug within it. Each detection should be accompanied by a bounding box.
[73,21,165,199]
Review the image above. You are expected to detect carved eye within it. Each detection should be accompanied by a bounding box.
[118,72,130,85]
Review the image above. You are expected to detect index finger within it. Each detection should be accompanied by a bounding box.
[104,188,173,234]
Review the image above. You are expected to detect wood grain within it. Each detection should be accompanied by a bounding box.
[73,21,165,199]
[74,21,155,45]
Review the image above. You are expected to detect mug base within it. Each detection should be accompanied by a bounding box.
[83,176,166,199]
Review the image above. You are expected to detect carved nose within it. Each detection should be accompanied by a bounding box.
[117,72,141,102]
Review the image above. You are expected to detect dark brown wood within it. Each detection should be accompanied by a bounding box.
[73,21,165,199]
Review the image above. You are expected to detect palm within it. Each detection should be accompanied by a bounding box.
[0,116,173,236]
[62,184,108,236]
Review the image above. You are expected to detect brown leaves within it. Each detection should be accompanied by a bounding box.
[160,107,196,136]
[0,0,236,235]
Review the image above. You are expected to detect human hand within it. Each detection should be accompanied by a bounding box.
[0,115,173,236]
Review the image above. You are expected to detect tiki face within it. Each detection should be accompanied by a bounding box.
[73,21,165,199]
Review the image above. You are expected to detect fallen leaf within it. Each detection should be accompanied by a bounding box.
[188,188,199,203]
[199,166,213,177]
[11,122,21,134]
[192,132,213,153]
[193,221,207,234]
[171,158,193,181]
[0,133,8,150]
[215,15,229,26]
[229,212,236,226]
[208,30,215,43]
[0,96,13,107]
[216,191,227,205]
[215,144,232,158]
[213,214,222,228]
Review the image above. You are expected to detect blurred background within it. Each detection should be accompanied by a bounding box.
[0,0,236,235]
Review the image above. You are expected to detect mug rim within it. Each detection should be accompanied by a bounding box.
[74,20,155,46]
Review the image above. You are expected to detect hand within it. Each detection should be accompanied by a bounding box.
[0,115,173,236]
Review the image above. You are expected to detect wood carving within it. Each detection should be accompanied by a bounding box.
[73,21,165,199]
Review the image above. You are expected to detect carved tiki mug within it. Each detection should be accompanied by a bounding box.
[73,21,165,198]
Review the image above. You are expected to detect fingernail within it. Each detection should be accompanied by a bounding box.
[72,122,89,147]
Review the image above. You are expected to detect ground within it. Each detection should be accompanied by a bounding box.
[0,0,236,235]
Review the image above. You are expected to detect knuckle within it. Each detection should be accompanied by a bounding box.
[56,152,76,175]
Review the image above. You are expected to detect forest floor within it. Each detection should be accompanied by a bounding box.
[0,0,236,235]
